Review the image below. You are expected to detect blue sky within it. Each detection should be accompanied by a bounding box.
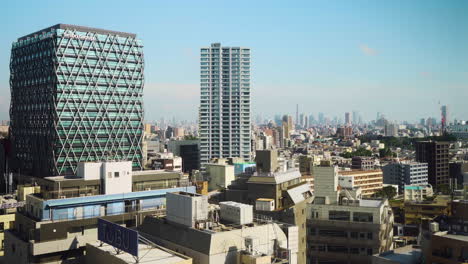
[1,0,467,123]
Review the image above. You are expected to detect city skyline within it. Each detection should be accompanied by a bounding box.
[1,0,467,123]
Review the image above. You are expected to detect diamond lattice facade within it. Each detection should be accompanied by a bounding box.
[10,24,144,176]
[199,43,251,165]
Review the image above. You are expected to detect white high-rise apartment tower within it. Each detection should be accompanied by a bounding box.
[199,43,251,165]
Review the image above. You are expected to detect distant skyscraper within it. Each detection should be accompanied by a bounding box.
[9,24,144,176]
[318,112,325,125]
[352,111,359,124]
[345,112,351,125]
[441,105,449,130]
[308,114,315,126]
[299,113,306,128]
[420,118,426,126]
[296,104,299,128]
[199,43,251,164]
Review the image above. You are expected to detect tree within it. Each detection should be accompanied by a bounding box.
[379,148,396,158]
[435,184,451,195]
[183,135,198,140]
[375,186,397,200]
[340,148,373,158]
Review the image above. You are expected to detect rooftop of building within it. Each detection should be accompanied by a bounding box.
[359,199,384,208]
[40,169,181,182]
[404,184,432,190]
[18,24,137,41]
[374,245,421,264]
[87,241,191,264]
[139,215,288,255]
[339,169,382,175]
[0,195,22,211]
[249,168,302,184]
[434,232,468,242]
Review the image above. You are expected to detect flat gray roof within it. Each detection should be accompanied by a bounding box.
[18,24,136,41]
[376,245,421,263]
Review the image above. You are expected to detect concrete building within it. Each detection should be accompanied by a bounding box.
[352,156,375,171]
[199,43,251,165]
[4,162,195,264]
[339,170,384,197]
[420,200,468,264]
[403,196,451,225]
[225,150,312,264]
[404,184,433,201]
[205,163,235,191]
[307,163,394,264]
[138,192,297,264]
[0,195,23,256]
[383,161,429,193]
[415,141,450,187]
[9,24,144,176]
[86,241,193,264]
[255,150,279,173]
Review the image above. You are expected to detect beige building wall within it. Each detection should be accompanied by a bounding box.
[206,164,235,191]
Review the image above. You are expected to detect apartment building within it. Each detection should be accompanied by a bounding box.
[339,169,384,197]
[307,163,394,264]
[199,43,251,165]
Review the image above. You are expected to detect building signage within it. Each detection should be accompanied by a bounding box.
[63,33,96,41]
[97,218,138,257]
[0,201,25,209]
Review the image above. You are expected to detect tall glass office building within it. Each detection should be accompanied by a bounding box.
[10,24,144,176]
[199,43,251,165]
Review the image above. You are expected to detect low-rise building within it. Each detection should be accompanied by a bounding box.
[139,191,297,264]
[4,161,195,264]
[307,164,394,264]
[352,156,375,171]
[421,199,468,264]
[404,184,433,201]
[339,169,383,197]
[0,195,22,256]
[404,196,451,225]
[225,150,312,263]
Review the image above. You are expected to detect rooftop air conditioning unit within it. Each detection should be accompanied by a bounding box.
[59,195,66,199]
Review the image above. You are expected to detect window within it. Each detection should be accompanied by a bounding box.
[367,248,373,255]
[353,212,373,222]
[350,232,358,239]
[329,210,350,221]
[0,223,4,231]
[114,172,120,178]
[367,232,373,240]
[108,172,112,178]
[317,245,326,252]
[319,229,348,238]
